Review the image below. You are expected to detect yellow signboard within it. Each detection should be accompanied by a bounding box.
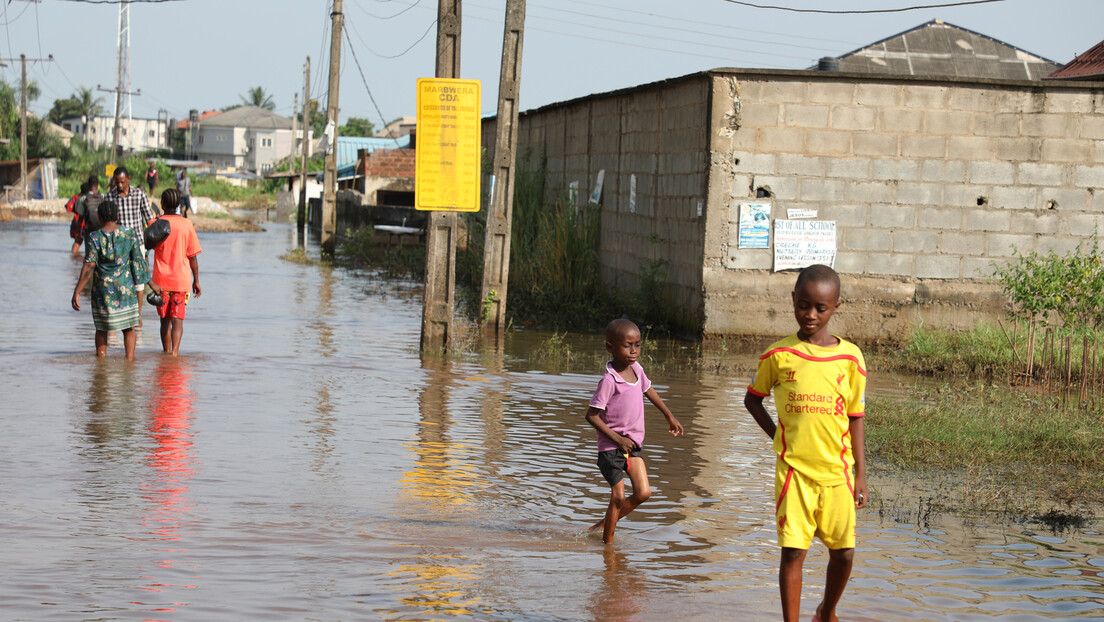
[415,78,481,212]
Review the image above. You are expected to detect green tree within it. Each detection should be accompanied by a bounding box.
[339,116,374,137]
[48,97,82,124]
[298,98,325,137]
[48,86,102,124]
[0,79,66,162]
[239,85,275,111]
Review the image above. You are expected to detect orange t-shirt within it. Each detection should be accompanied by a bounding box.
[150,214,201,292]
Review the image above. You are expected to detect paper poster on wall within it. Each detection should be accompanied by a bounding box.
[589,169,605,204]
[773,220,837,271]
[787,208,817,219]
[738,202,771,249]
[629,174,637,214]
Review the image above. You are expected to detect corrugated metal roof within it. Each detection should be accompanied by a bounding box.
[829,20,1059,81]
[334,135,411,180]
[1046,39,1104,80]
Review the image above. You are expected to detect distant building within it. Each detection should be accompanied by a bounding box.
[373,116,416,138]
[823,19,1059,80]
[192,106,309,173]
[1046,39,1104,81]
[60,115,170,152]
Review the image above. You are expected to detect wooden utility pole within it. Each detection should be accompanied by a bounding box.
[98,83,141,165]
[321,0,344,256]
[298,56,311,247]
[20,55,28,200]
[480,0,526,335]
[420,0,462,353]
[1,54,54,200]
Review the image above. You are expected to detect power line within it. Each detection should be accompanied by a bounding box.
[57,0,186,4]
[0,1,33,27]
[452,3,792,68]
[530,2,849,53]
[718,0,1006,14]
[517,4,813,62]
[341,22,402,145]
[558,0,862,46]
[347,14,436,59]
[350,0,422,20]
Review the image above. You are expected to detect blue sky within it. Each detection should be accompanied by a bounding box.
[2,0,1101,129]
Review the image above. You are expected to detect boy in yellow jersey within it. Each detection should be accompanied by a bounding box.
[744,264,867,622]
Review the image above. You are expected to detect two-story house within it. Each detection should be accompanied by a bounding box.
[193,106,304,173]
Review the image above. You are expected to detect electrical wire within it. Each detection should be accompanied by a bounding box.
[557,0,861,46]
[350,0,422,20]
[0,0,33,27]
[341,22,403,145]
[519,5,813,62]
[530,2,846,53]
[347,15,436,60]
[718,0,1006,14]
[449,3,791,68]
[34,0,43,67]
[56,0,186,4]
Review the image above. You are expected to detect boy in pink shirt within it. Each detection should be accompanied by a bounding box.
[585,319,683,543]
[150,188,202,356]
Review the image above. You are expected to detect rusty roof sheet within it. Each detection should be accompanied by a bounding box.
[1046,39,1104,80]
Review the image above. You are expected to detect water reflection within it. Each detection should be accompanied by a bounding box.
[132,356,199,615]
[587,548,650,622]
[3,223,1104,621]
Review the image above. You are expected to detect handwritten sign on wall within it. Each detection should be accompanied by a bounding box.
[773,220,836,271]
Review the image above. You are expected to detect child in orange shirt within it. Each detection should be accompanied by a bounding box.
[150,188,202,356]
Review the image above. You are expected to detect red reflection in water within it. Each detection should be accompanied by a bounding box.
[136,357,199,612]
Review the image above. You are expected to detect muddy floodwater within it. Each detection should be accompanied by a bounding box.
[2,221,1102,621]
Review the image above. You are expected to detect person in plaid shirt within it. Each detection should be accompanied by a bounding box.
[105,166,157,321]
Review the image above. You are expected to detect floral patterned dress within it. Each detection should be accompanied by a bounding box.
[84,227,151,331]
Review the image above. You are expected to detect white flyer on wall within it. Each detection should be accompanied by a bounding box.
[773,220,836,271]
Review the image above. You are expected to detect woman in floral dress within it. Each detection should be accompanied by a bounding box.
[71,199,163,360]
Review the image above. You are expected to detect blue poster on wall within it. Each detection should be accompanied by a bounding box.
[738,202,771,249]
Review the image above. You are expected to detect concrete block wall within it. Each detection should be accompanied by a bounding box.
[705,70,1104,340]
[485,76,712,330]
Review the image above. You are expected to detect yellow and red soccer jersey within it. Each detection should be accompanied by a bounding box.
[748,334,866,487]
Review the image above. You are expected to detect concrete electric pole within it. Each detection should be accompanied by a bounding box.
[298,56,311,247]
[420,0,462,353]
[321,0,344,256]
[480,0,526,337]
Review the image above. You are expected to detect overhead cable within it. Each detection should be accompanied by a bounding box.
[718,0,1006,14]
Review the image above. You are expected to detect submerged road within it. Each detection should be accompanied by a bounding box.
[1,221,1102,621]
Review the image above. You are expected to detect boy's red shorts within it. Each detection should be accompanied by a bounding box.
[157,291,189,320]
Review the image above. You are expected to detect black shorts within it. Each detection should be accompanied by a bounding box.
[597,447,642,486]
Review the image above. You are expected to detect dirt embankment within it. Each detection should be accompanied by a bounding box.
[0,198,264,232]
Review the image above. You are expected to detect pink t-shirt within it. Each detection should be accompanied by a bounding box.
[589,361,651,453]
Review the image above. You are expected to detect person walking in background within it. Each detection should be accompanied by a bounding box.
[585,318,683,544]
[744,264,868,622]
[175,168,192,218]
[105,166,157,323]
[71,199,163,360]
[145,164,159,197]
[75,174,104,252]
[149,188,202,356]
[67,182,88,255]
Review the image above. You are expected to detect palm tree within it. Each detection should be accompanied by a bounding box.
[240,86,275,111]
[75,86,105,119]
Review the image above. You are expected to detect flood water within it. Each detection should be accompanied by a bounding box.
[2,221,1102,621]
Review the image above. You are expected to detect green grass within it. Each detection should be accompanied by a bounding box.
[867,382,1104,508]
[337,227,425,278]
